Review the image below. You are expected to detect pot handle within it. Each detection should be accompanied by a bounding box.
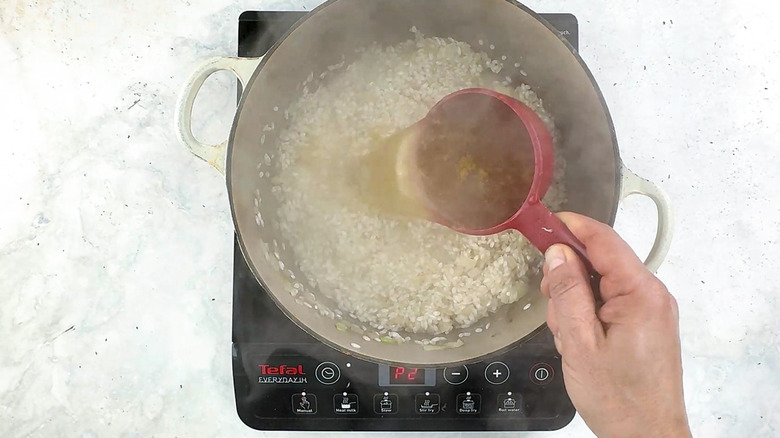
[174,57,261,174]
[619,164,674,273]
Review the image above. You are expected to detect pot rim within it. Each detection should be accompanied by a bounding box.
[225,0,622,367]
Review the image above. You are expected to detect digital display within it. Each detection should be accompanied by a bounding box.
[378,364,435,386]
[389,366,425,385]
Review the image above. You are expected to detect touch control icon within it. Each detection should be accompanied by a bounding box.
[443,365,469,385]
[292,392,317,414]
[334,392,359,414]
[456,392,481,414]
[415,392,440,414]
[373,392,399,414]
[498,392,522,413]
[530,362,554,385]
[485,361,510,384]
[315,362,340,385]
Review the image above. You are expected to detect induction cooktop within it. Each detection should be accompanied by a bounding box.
[232,10,579,432]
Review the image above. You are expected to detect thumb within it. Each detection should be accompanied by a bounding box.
[542,245,605,351]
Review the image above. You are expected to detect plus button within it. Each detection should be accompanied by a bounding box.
[485,362,510,385]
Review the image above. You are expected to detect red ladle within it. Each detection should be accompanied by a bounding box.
[397,88,598,276]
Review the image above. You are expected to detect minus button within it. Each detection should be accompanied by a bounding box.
[443,366,469,385]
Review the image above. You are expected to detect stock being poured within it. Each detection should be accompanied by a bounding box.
[364,88,597,274]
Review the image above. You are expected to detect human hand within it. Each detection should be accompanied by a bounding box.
[541,212,691,438]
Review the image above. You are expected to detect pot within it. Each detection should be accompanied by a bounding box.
[175,0,673,367]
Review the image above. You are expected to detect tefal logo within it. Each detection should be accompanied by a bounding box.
[258,364,306,375]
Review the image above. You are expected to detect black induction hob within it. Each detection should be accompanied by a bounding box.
[232,10,578,432]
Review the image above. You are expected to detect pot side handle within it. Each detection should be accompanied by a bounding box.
[174,57,261,174]
[619,164,674,273]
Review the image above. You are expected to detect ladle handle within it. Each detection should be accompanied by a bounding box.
[510,201,602,298]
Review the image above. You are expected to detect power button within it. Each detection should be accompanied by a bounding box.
[529,362,554,385]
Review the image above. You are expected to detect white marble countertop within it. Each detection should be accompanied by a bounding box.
[2,0,778,436]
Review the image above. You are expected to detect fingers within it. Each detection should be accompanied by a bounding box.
[556,212,655,300]
[542,278,563,353]
[545,296,559,336]
[542,244,605,351]
[598,277,677,325]
[545,300,566,355]
[553,331,564,355]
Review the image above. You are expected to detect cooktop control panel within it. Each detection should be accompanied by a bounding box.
[233,343,572,431]
[232,10,579,432]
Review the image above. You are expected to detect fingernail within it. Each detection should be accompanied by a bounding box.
[545,245,566,271]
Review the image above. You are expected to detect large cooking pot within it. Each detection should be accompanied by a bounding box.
[175,0,673,367]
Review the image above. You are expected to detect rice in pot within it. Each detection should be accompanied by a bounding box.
[273,31,565,336]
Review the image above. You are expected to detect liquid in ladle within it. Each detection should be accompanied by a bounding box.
[408,94,535,230]
[361,94,536,230]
